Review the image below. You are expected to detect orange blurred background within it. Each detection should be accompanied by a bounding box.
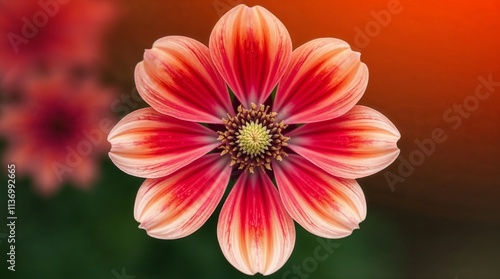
[106,1,500,277]
[109,0,500,222]
[1,0,498,278]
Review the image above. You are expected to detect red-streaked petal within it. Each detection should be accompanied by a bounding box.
[218,172,295,275]
[287,105,400,179]
[135,36,234,123]
[209,4,292,109]
[273,155,366,238]
[273,38,368,124]
[134,154,231,239]
[108,107,219,178]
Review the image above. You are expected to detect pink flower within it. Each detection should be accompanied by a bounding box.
[0,0,117,86]
[0,73,117,196]
[108,5,400,275]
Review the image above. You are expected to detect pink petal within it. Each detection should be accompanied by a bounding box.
[135,36,234,123]
[209,4,292,108]
[108,108,219,178]
[273,155,366,238]
[287,105,400,179]
[218,172,295,275]
[273,38,368,124]
[134,154,232,239]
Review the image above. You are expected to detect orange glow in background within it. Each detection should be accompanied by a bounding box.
[109,0,500,221]
[0,0,498,278]
[106,1,500,276]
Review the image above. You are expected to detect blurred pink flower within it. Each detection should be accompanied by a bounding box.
[0,73,117,196]
[108,4,400,275]
[0,0,118,86]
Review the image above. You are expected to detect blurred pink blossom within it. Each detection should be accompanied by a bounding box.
[0,73,117,196]
[0,0,118,87]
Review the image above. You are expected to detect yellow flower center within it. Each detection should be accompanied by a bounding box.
[217,103,290,173]
[237,121,272,157]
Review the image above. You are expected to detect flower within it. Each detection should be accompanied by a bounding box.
[0,0,117,87]
[108,4,400,275]
[0,73,116,196]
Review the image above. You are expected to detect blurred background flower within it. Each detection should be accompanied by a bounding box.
[0,73,117,196]
[0,0,120,195]
[0,0,118,87]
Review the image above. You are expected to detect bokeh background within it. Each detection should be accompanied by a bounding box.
[1,0,499,278]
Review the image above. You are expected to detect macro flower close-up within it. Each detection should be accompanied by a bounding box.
[2,0,499,278]
[108,4,400,275]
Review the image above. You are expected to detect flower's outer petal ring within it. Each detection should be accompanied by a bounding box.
[136,36,234,123]
[134,154,232,239]
[108,107,219,178]
[217,171,295,275]
[274,154,367,238]
[274,38,368,124]
[287,105,400,179]
[210,4,292,109]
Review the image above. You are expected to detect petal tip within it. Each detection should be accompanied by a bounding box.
[210,2,292,108]
[217,172,295,276]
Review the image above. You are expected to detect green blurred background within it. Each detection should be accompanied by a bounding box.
[1,0,500,278]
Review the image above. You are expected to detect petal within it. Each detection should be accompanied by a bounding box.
[218,172,295,275]
[273,155,367,238]
[273,38,368,124]
[108,107,219,178]
[287,105,401,179]
[70,158,98,189]
[135,36,234,123]
[35,160,62,197]
[209,4,292,108]
[134,154,231,239]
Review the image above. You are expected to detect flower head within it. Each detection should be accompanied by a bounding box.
[108,4,400,275]
[0,73,117,196]
[0,0,117,86]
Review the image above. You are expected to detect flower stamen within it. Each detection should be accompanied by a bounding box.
[217,103,289,173]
